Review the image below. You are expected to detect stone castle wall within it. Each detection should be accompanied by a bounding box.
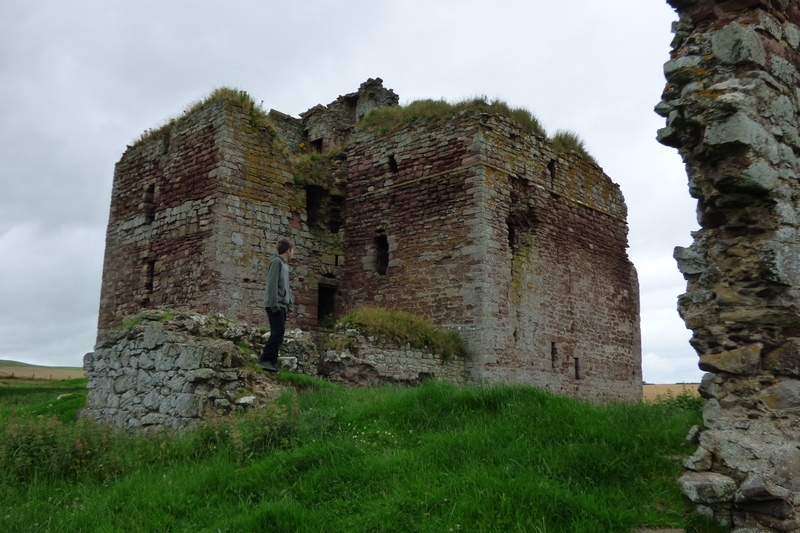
[99,106,223,335]
[478,117,641,401]
[342,113,640,400]
[658,0,800,530]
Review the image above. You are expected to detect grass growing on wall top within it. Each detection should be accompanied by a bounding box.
[338,306,467,359]
[551,128,598,165]
[0,379,725,532]
[359,96,547,137]
[360,97,601,166]
[133,87,273,146]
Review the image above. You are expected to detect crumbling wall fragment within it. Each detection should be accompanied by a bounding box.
[658,1,800,530]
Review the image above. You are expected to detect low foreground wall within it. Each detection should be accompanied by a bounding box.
[82,309,467,431]
[82,310,291,431]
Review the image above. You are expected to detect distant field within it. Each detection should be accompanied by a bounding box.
[0,360,698,399]
[0,361,84,381]
[642,383,700,402]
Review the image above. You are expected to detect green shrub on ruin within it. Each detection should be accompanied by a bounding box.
[337,305,466,359]
[359,96,546,137]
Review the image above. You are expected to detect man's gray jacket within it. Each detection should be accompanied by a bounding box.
[264,255,293,311]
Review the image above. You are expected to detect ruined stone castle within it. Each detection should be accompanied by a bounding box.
[95,78,641,402]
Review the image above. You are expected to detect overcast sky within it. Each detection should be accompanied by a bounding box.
[0,0,702,383]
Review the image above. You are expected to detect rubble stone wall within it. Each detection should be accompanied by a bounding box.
[658,0,800,530]
[84,310,282,432]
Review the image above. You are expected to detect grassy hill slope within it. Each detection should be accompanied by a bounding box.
[0,377,721,532]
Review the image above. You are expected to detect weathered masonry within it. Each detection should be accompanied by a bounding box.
[96,78,641,402]
[658,0,800,530]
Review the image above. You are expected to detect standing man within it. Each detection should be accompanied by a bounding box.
[258,238,294,372]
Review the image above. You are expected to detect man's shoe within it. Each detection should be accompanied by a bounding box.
[257,360,279,373]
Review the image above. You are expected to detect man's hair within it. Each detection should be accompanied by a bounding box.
[277,238,294,255]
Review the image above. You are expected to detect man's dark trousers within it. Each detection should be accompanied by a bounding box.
[261,307,286,365]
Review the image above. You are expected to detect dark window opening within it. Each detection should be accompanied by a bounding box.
[374,235,389,275]
[329,197,344,233]
[335,255,340,267]
[388,154,398,173]
[306,186,344,233]
[310,138,323,154]
[144,261,155,293]
[143,183,155,224]
[507,218,517,253]
[548,158,557,186]
[344,94,359,121]
[574,357,582,380]
[318,285,337,327]
[551,342,558,370]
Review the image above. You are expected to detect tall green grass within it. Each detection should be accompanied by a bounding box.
[0,379,723,532]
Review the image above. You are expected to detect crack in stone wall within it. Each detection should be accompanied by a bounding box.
[658,1,800,530]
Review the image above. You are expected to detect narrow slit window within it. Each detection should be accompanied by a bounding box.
[388,154,398,173]
[144,261,155,294]
[142,260,155,307]
[374,235,389,275]
[551,342,558,370]
[318,285,337,326]
[574,357,582,380]
[507,218,517,253]
[143,184,155,224]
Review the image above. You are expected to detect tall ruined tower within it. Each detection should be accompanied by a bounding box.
[97,79,640,402]
[343,112,640,399]
[658,1,800,529]
[98,79,398,337]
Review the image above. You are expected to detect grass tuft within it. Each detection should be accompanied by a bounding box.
[551,129,598,165]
